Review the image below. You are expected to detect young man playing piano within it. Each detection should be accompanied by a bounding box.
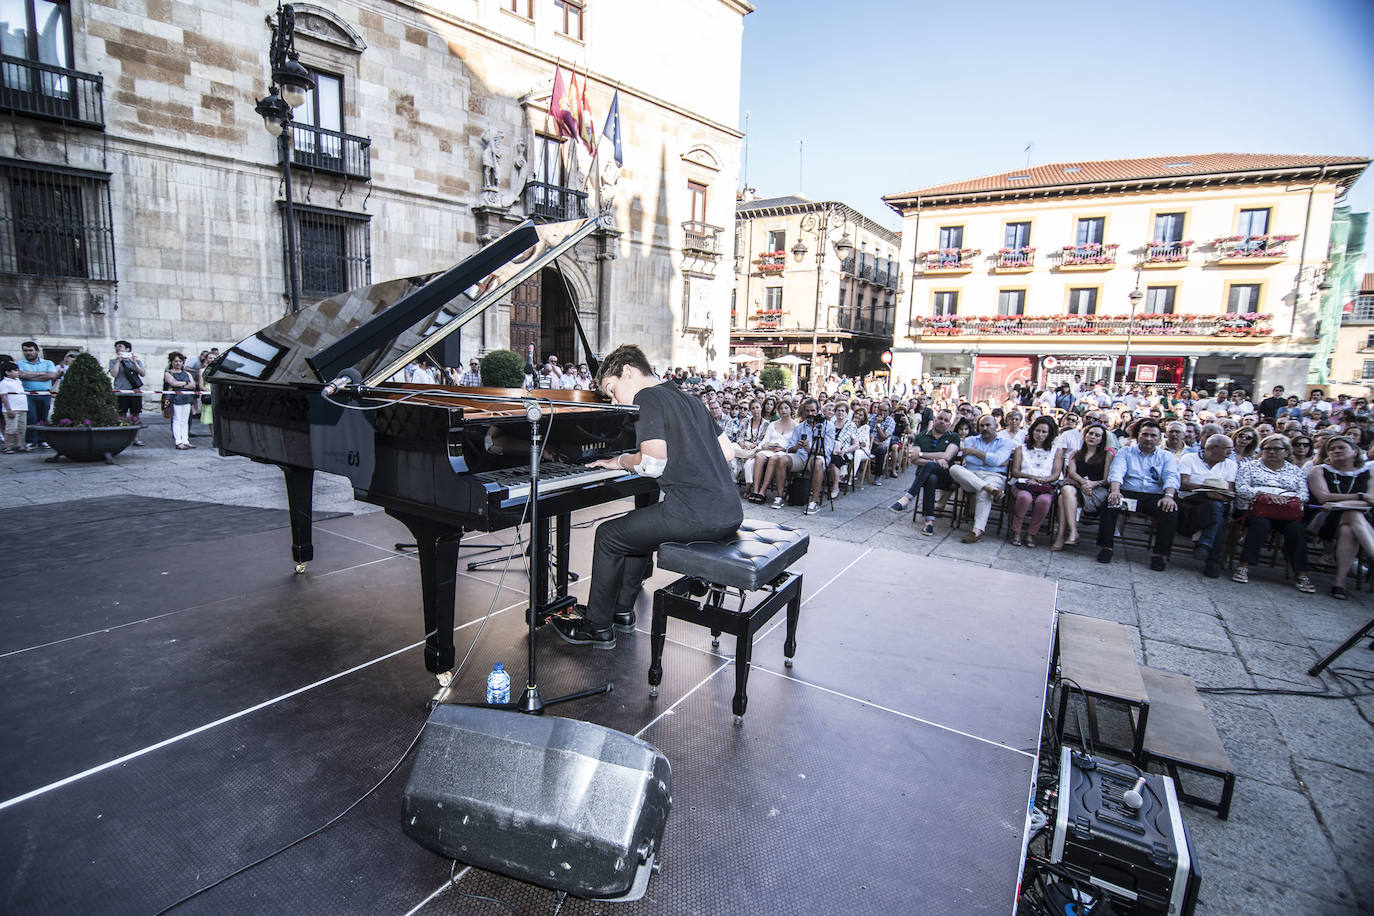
[550,344,744,649]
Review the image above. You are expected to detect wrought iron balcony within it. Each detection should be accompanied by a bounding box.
[756,249,786,274]
[1142,240,1193,265]
[286,122,371,180]
[0,54,104,128]
[1208,234,1295,263]
[909,312,1272,338]
[525,180,588,222]
[994,246,1035,271]
[1057,242,1118,268]
[918,248,980,272]
[682,220,723,257]
[835,307,895,336]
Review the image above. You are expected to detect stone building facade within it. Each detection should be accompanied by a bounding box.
[730,195,900,386]
[883,154,1369,402]
[0,0,750,376]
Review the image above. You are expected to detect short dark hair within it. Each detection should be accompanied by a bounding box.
[21,340,38,350]
[115,340,132,350]
[1136,419,1163,436]
[596,344,654,389]
[1,361,17,373]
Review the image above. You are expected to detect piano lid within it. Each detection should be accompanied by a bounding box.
[206,217,601,389]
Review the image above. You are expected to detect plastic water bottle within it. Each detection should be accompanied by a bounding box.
[486,662,511,705]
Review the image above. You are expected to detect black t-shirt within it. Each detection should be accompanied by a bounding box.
[634,382,744,529]
[1258,396,1286,420]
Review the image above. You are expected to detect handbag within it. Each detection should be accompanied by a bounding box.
[161,392,173,419]
[1015,480,1055,496]
[1251,492,1302,522]
[120,358,143,389]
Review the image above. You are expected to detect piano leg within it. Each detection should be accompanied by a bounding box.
[555,512,572,597]
[388,510,460,676]
[281,465,315,574]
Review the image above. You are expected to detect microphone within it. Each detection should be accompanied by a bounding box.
[1123,776,1147,811]
[322,367,362,396]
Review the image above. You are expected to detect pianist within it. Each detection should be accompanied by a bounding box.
[550,344,743,649]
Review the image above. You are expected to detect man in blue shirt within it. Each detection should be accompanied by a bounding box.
[948,414,1014,542]
[16,341,57,449]
[788,397,836,515]
[1097,419,1180,570]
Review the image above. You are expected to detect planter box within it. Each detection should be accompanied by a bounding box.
[41,425,142,463]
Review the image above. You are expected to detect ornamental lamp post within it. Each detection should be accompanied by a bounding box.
[255,3,315,314]
[794,206,854,394]
[1121,284,1144,386]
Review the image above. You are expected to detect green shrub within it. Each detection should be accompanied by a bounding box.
[480,349,525,388]
[50,352,118,426]
[759,365,791,390]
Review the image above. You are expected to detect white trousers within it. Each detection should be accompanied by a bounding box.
[948,465,1006,532]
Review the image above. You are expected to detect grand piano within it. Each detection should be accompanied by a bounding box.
[205,217,659,681]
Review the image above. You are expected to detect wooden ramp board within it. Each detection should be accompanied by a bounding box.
[1139,665,1236,819]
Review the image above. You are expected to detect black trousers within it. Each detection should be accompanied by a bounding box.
[1240,515,1308,571]
[1096,489,1179,556]
[586,502,738,630]
[906,462,953,516]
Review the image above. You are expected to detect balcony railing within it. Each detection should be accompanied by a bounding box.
[909,312,1272,338]
[1143,240,1193,264]
[525,180,588,222]
[682,220,723,257]
[0,54,104,128]
[995,246,1035,270]
[757,249,786,273]
[1058,242,1118,267]
[1208,234,1295,262]
[835,307,895,336]
[752,307,782,329]
[918,248,980,272]
[286,123,372,180]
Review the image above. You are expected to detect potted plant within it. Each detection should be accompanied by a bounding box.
[38,352,142,463]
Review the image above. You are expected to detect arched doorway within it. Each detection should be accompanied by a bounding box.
[539,266,579,364]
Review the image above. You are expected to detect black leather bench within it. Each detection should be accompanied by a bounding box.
[648,520,810,724]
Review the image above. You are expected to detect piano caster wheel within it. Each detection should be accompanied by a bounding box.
[711,638,720,649]
[784,659,793,668]
[436,671,453,688]
[733,715,743,727]
[649,686,659,699]
[294,562,307,575]
[425,697,439,712]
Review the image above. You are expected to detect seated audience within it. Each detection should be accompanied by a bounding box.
[1178,434,1237,578]
[1097,419,1180,571]
[1052,423,1113,551]
[1233,434,1313,592]
[949,414,1015,543]
[889,409,961,535]
[1307,435,1374,599]
[1008,416,1063,548]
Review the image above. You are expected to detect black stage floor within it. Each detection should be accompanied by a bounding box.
[0,497,1057,915]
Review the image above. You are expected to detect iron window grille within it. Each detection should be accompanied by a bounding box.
[0,158,115,280]
[279,202,370,299]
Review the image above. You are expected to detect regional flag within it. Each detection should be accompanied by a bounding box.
[550,65,576,139]
[601,90,623,167]
[578,74,597,154]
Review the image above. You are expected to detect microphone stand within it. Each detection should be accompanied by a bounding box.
[466,398,613,714]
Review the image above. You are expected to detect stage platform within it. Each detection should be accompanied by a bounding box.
[0,496,1057,915]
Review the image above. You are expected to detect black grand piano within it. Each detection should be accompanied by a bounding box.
[205,217,658,683]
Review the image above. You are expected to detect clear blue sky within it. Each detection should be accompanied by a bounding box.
[738,0,1374,248]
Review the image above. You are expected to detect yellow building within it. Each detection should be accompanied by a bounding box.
[883,154,1369,402]
[1329,274,1374,394]
[730,195,900,385]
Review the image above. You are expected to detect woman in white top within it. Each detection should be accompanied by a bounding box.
[748,400,797,506]
[1008,415,1064,548]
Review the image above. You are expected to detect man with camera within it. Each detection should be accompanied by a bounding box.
[786,397,836,515]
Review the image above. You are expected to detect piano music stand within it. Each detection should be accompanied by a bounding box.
[463,398,612,715]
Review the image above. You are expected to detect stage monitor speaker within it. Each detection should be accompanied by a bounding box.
[402,704,672,901]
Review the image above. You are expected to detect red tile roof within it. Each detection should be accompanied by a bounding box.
[884,153,1370,204]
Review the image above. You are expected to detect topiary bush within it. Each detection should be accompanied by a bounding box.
[759,365,791,391]
[49,352,119,426]
[480,349,525,388]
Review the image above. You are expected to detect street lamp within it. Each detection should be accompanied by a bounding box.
[796,206,854,394]
[255,2,315,313]
[1121,283,1143,386]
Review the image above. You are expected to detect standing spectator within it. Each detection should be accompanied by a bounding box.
[1008,416,1063,548]
[458,358,483,386]
[1097,419,1180,570]
[1178,434,1237,577]
[1232,434,1313,592]
[1257,385,1286,421]
[573,363,593,390]
[949,414,1014,543]
[52,350,79,392]
[1051,423,1114,551]
[16,341,57,449]
[164,352,197,450]
[108,340,147,447]
[1,361,26,453]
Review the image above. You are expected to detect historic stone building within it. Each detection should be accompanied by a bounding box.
[1,0,750,375]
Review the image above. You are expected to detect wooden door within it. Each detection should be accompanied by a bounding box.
[511,272,541,364]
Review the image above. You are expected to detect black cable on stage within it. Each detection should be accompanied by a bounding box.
[445,860,526,916]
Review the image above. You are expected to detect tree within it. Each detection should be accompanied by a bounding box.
[759,366,792,391]
[50,352,118,426]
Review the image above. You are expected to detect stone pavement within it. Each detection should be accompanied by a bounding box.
[3,425,1371,914]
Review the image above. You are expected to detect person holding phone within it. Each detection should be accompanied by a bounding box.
[1097,419,1179,570]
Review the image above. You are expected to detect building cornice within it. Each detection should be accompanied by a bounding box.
[736,200,900,245]
[883,161,1369,214]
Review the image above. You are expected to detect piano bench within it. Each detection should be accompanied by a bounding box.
[648,520,810,724]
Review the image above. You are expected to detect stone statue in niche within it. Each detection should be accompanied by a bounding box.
[505,137,532,210]
[480,129,504,195]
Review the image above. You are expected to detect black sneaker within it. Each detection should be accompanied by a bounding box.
[549,615,616,649]
[613,611,636,633]
[1203,560,1221,579]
